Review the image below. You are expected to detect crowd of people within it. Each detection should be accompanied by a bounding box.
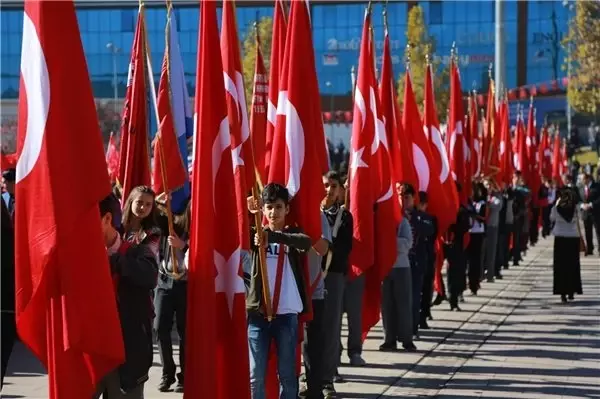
[1,163,599,399]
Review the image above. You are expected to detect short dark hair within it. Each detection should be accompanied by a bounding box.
[262,183,289,205]
[99,193,122,230]
[418,191,428,204]
[2,168,15,182]
[324,170,343,185]
[400,182,415,196]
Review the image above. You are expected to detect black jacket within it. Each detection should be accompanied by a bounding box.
[325,206,353,275]
[1,199,15,314]
[408,209,436,269]
[108,230,159,392]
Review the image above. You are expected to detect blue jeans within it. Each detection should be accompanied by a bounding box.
[247,312,299,399]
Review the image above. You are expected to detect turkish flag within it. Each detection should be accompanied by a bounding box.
[482,80,500,179]
[526,103,541,204]
[151,24,188,196]
[551,133,561,183]
[498,99,514,186]
[264,0,287,180]
[105,132,119,183]
[250,25,269,186]
[118,6,151,202]
[348,8,377,277]
[1,151,17,172]
[423,65,456,234]
[15,2,124,398]
[539,125,552,180]
[267,0,324,243]
[221,0,253,252]
[515,110,529,180]
[186,2,249,398]
[361,20,399,339]
[447,60,468,204]
[469,94,482,181]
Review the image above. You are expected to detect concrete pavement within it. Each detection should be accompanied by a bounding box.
[3,236,599,398]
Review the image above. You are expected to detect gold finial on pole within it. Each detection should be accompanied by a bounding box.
[488,63,493,79]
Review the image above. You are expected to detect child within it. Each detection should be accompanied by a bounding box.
[154,194,190,393]
[245,183,312,399]
[93,187,160,399]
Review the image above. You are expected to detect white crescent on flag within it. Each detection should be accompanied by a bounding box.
[17,13,50,184]
[276,90,305,198]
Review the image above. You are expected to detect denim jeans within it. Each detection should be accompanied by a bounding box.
[248,312,299,399]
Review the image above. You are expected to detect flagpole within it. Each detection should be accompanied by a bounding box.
[250,20,274,322]
[142,0,181,278]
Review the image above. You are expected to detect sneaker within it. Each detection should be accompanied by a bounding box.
[322,382,337,399]
[378,342,398,352]
[158,376,176,392]
[349,353,366,367]
[174,380,184,393]
[402,342,417,352]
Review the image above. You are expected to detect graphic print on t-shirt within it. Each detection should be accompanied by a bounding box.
[265,243,302,315]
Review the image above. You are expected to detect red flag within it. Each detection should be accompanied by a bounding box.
[250,25,269,186]
[221,0,253,252]
[106,132,119,183]
[539,124,552,180]
[525,103,541,203]
[515,110,529,180]
[348,8,377,277]
[118,7,151,202]
[186,2,250,397]
[15,2,124,398]
[447,60,467,204]
[264,0,287,179]
[551,132,562,184]
[560,138,568,179]
[267,0,324,243]
[482,80,500,179]
[152,10,188,195]
[424,64,457,234]
[362,17,399,339]
[1,151,17,172]
[469,94,482,181]
[498,99,513,186]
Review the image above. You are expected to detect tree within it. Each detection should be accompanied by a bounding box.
[563,1,600,115]
[396,5,449,121]
[241,17,273,110]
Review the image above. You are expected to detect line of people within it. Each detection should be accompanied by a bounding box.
[1,164,598,399]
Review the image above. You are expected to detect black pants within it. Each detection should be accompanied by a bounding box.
[303,299,325,399]
[496,230,508,276]
[583,215,600,254]
[512,220,523,264]
[411,263,425,334]
[1,312,17,388]
[542,206,552,237]
[446,245,467,307]
[420,260,435,321]
[529,207,540,245]
[467,234,484,293]
[154,282,187,381]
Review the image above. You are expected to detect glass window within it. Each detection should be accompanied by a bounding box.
[121,9,134,32]
[429,1,443,25]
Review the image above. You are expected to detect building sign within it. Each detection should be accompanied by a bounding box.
[323,53,339,66]
[327,37,403,52]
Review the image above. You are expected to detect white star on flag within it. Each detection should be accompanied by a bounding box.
[350,146,368,174]
[214,248,245,317]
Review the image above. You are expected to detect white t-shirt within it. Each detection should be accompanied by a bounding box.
[265,243,303,315]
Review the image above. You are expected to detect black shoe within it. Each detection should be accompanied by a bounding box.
[450,303,461,311]
[459,294,465,303]
[568,294,574,300]
[471,290,478,296]
[322,383,337,399]
[419,319,430,330]
[402,342,417,352]
[379,342,398,352]
[503,264,509,270]
[158,376,176,392]
[333,372,345,384]
[495,274,503,280]
[561,295,567,304]
[432,294,445,306]
[426,309,433,320]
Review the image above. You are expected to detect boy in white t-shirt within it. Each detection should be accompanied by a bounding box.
[245,183,312,399]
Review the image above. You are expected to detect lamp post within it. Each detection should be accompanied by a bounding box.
[106,42,121,114]
[326,80,335,145]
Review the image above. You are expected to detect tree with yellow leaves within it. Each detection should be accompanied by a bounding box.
[563,1,600,115]
[241,17,273,111]
[396,5,449,121]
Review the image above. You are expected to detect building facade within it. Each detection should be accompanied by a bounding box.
[1,0,571,99]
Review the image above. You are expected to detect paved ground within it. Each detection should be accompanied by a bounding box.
[3,236,599,399]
